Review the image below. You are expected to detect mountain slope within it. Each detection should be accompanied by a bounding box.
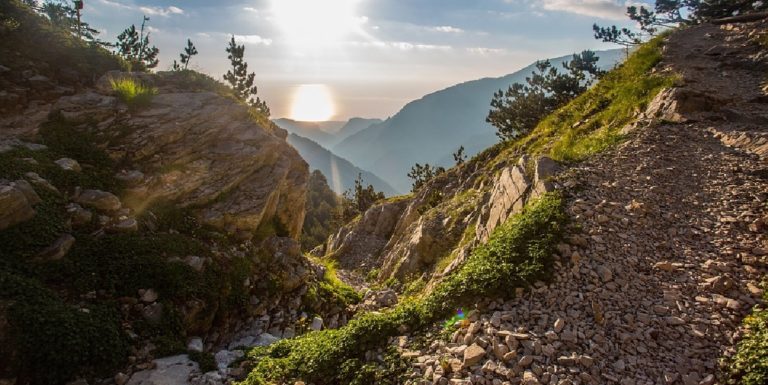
[333,49,624,192]
[286,133,398,196]
[334,117,382,142]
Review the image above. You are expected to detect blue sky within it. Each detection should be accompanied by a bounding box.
[81,0,644,120]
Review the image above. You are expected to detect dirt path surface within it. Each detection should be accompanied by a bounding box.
[407,21,768,385]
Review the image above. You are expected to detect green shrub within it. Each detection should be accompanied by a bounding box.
[725,283,768,385]
[110,77,158,110]
[0,270,128,385]
[241,192,566,384]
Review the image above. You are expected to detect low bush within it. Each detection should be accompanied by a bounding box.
[725,281,768,385]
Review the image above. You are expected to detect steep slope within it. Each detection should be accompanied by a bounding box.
[286,133,399,196]
[272,118,345,149]
[240,19,768,385]
[332,50,624,192]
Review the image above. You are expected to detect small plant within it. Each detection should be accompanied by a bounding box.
[110,77,157,110]
[725,280,768,385]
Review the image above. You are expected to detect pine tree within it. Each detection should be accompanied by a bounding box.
[116,16,159,70]
[487,51,603,142]
[224,35,270,116]
[180,38,198,70]
[342,174,384,221]
[407,163,445,192]
[453,146,466,165]
[39,0,108,46]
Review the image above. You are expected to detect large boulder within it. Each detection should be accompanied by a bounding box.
[0,180,39,230]
[57,73,309,239]
[118,91,308,239]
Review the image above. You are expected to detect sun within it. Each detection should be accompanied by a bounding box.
[270,0,365,49]
[290,84,336,121]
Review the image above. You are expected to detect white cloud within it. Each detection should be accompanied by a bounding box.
[96,0,132,10]
[349,41,452,51]
[467,47,506,55]
[432,25,464,33]
[139,5,185,17]
[539,0,631,20]
[234,34,273,46]
[196,32,212,39]
[243,7,259,13]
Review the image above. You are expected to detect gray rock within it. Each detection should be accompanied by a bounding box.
[310,316,323,331]
[54,157,82,172]
[126,355,198,385]
[187,337,204,353]
[37,234,76,261]
[66,203,93,226]
[28,75,53,90]
[463,343,486,367]
[110,217,138,233]
[0,182,36,230]
[116,170,145,186]
[76,189,122,211]
[142,303,163,325]
[141,288,158,303]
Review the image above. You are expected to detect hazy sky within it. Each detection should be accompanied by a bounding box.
[82,0,643,120]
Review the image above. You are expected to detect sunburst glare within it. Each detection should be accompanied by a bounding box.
[290,84,336,121]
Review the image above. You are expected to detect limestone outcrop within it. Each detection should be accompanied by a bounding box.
[52,72,309,239]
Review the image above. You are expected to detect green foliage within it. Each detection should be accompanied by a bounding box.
[241,193,566,385]
[517,34,675,162]
[487,51,604,141]
[189,351,217,373]
[301,170,343,251]
[110,77,158,110]
[115,16,159,70]
[0,270,128,385]
[224,35,270,116]
[725,282,768,385]
[0,0,125,86]
[407,163,445,192]
[342,173,385,222]
[307,258,361,309]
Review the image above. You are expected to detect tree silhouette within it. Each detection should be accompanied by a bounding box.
[172,38,198,71]
[224,35,270,116]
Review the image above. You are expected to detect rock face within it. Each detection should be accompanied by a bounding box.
[326,198,410,270]
[53,73,309,239]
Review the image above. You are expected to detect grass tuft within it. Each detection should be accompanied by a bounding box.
[110,77,158,110]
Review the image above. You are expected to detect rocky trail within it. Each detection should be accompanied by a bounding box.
[398,21,768,385]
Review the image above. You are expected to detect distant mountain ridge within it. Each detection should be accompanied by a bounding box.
[273,117,382,149]
[285,133,398,196]
[332,49,625,192]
